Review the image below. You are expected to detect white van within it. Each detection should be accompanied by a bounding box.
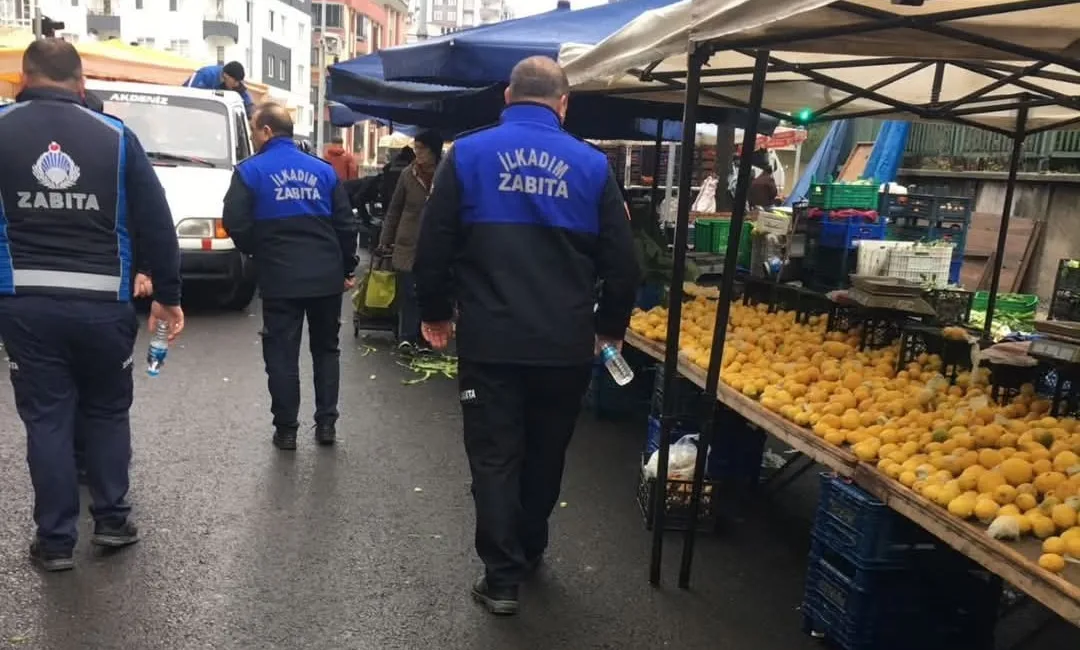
[85,80,257,309]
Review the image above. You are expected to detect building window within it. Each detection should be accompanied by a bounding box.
[312,3,343,28]
[267,55,275,79]
[136,37,155,47]
[297,64,306,87]
[216,45,226,65]
[281,16,286,34]
[245,47,252,71]
[135,0,142,7]
[279,59,285,79]
[246,0,252,22]
[71,0,78,6]
[298,23,305,42]
[268,10,275,31]
[311,46,319,65]
[433,9,442,20]
[169,0,178,11]
[61,32,79,42]
[167,40,190,57]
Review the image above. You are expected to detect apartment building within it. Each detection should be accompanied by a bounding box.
[408,0,510,39]
[10,0,313,137]
[310,0,407,166]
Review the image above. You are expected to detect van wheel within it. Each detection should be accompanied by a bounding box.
[216,279,257,310]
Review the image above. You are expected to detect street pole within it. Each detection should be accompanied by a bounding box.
[315,1,328,154]
[33,2,43,39]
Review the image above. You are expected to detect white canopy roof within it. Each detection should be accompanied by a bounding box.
[560,0,1080,132]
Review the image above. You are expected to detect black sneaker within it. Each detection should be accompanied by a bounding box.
[91,520,141,548]
[314,423,336,446]
[29,541,74,572]
[273,427,298,451]
[471,575,519,616]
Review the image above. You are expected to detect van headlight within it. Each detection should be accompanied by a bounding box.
[176,218,228,239]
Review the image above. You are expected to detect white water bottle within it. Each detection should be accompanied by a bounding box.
[600,343,635,386]
[146,321,171,376]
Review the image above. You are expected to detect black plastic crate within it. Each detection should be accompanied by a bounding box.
[931,195,973,223]
[637,453,718,532]
[814,474,939,567]
[896,324,974,382]
[926,288,974,326]
[1049,259,1080,321]
[709,406,767,485]
[651,362,702,419]
[880,193,935,219]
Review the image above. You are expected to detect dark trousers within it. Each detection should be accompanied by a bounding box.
[458,360,593,588]
[396,270,420,344]
[0,297,136,552]
[261,294,342,429]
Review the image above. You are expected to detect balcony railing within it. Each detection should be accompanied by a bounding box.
[203,11,239,42]
[87,4,121,34]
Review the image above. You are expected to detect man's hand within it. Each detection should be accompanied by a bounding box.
[595,336,623,355]
[149,301,185,342]
[133,273,153,298]
[344,275,357,291]
[421,321,454,351]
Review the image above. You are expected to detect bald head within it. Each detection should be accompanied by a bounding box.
[22,38,84,92]
[253,102,293,137]
[507,56,569,104]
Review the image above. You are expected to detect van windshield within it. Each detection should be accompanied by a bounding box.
[88,91,233,169]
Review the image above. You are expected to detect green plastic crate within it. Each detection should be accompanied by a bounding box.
[711,219,753,267]
[972,291,1038,317]
[694,219,715,251]
[809,182,880,210]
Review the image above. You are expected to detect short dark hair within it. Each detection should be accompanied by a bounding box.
[253,102,294,137]
[508,56,569,102]
[222,61,245,82]
[22,38,83,83]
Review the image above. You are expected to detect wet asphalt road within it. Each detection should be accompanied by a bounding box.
[0,297,1075,649]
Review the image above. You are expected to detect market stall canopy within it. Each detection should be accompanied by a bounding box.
[560,0,1080,133]
[327,52,779,140]
[0,31,269,102]
[377,0,681,86]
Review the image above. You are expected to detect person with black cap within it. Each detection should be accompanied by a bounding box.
[377,129,443,351]
[184,61,254,116]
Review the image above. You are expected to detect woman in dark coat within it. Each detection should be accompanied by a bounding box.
[377,130,444,350]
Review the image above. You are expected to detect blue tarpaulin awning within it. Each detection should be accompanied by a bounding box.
[377,0,678,86]
[327,54,778,141]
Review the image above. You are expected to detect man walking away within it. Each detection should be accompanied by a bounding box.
[223,103,358,450]
[324,137,359,182]
[0,39,184,571]
[413,56,639,615]
[184,61,254,117]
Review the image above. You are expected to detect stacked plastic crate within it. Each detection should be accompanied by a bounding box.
[804,182,885,289]
[880,193,973,284]
[802,474,1000,650]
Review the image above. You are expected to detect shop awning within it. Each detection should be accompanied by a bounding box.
[560,0,1080,133]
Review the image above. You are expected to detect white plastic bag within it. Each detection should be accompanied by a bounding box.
[644,433,707,480]
[691,175,719,213]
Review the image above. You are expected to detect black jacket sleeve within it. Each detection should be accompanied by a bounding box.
[413,148,460,324]
[331,182,359,276]
[124,127,181,305]
[594,168,640,338]
[221,171,255,254]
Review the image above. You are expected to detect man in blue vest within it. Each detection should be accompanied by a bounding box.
[184,61,254,116]
[0,39,184,571]
[414,56,639,615]
[223,103,358,450]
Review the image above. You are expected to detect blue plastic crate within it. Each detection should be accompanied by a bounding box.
[802,547,1001,650]
[814,474,939,566]
[818,219,887,250]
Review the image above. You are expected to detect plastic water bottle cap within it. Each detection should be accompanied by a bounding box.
[601,344,618,361]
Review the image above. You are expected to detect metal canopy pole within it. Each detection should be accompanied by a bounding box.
[650,119,665,217]
[678,48,770,590]
[983,104,1029,342]
[649,46,706,586]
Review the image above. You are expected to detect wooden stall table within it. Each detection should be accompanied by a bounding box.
[623,330,1080,627]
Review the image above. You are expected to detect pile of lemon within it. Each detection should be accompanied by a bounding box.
[628,296,1080,574]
